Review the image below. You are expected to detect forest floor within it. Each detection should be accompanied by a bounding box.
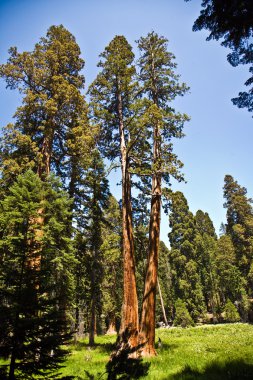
[59,323,253,380]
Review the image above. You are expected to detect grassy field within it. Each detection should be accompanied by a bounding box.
[59,323,253,380]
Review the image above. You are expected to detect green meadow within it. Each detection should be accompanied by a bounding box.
[59,323,253,380]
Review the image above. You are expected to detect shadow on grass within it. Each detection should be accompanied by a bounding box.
[72,341,115,355]
[156,342,179,352]
[0,365,76,380]
[171,359,253,380]
[83,328,150,380]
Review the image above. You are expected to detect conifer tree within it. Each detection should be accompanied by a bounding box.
[0,26,95,345]
[83,150,110,345]
[137,32,189,356]
[0,25,92,186]
[195,210,220,318]
[168,191,205,321]
[89,36,144,349]
[223,175,253,296]
[0,171,75,379]
[216,234,248,320]
[157,241,173,324]
[101,196,122,335]
[187,0,253,114]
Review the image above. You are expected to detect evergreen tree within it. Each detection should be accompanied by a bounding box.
[168,192,205,321]
[187,0,253,114]
[89,36,143,349]
[216,235,247,319]
[173,299,194,328]
[224,299,240,323]
[0,171,75,379]
[0,25,97,348]
[223,175,253,296]
[195,210,220,319]
[83,151,110,345]
[101,196,122,335]
[0,25,92,186]
[157,241,173,324]
[137,31,189,356]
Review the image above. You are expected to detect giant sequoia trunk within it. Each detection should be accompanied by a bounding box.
[118,92,139,350]
[140,121,161,357]
[37,131,54,179]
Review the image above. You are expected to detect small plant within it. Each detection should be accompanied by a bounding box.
[173,299,194,328]
[224,299,240,323]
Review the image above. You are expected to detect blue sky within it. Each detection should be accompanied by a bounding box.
[0,0,252,244]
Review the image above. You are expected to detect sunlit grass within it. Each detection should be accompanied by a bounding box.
[58,323,253,379]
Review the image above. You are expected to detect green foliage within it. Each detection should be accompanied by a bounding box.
[0,24,93,187]
[173,299,194,328]
[0,170,75,378]
[188,0,253,114]
[224,300,240,323]
[74,150,111,342]
[89,35,142,163]
[137,31,190,185]
[157,241,174,321]
[216,235,245,303]
[223,175,253,296]
[101,196,122,332]
[168,191,205,320]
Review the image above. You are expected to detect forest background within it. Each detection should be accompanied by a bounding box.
[1,0,252,246]
[0,0,253,378]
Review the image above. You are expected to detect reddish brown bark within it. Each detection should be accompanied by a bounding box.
[118,91,139,350]
[37,133,53,179]
[30,130,54,270]
[140,120,161,357]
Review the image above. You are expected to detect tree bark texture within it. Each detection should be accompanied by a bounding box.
[118,91,139,350]
[140,120,161,357]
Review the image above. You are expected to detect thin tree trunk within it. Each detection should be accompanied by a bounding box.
[157,277,168,326]
[118,90,139,350]
[140,117,161,356]
[89,296,96,346]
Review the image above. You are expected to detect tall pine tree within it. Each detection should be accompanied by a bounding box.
[137,32,189,355]
[223,174,253,296]
[168,191,205,321]
[89,36,143,349]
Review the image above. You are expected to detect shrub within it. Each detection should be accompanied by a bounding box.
[224,299,240,323]
[173,299,194,328]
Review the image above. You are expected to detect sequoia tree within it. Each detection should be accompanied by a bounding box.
[137,32,189,356]
[0,25,91,185]
[89,36,144,349]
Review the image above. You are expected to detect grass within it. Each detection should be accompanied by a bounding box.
[59,323,253,380]
[1,324,253,379]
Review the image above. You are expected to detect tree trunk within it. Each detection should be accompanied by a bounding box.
[118,91,139,351]
[106,313,117,335]
[9,349,16,380]
[89,296,96,346]
[157,277,168,326]
[37,132,53,179]
[140,119,161,357]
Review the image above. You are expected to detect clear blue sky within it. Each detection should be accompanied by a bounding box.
[0,0,252,245]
